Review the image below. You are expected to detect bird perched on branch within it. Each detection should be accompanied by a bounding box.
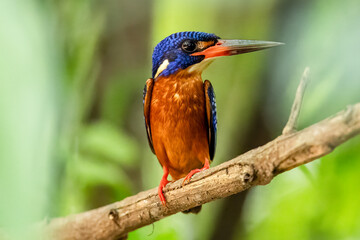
[143,31,281,213]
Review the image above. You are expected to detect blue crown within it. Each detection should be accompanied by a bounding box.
[152,31,220,78]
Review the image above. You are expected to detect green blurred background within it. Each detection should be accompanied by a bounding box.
[1,0,360,239]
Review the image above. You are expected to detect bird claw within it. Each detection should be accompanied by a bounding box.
[182,169,201,186]
[159,191,167,206]
[158,178,170,206]
[182,158,210,186]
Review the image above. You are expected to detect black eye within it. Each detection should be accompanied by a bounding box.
[181,40,197,53]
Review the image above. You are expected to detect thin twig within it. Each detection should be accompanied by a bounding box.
[283,67,310,134]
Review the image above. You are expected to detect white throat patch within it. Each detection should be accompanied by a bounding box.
[186,58,214,74]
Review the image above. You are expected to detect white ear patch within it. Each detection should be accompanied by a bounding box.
[155,59,169,78]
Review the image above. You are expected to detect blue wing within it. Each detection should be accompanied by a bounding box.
[143,78,155,154]
[204,80,217,160]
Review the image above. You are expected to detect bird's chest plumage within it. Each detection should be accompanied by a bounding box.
[150,74,209,180]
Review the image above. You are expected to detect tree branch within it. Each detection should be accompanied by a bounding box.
[41,100,360,239]
[41,69,359,239]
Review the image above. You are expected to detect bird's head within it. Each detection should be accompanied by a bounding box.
[152,31,282,79]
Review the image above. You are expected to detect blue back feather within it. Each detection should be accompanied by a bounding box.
[206,82,217,160]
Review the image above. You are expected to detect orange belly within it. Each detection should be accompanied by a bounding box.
[150,73,209,180]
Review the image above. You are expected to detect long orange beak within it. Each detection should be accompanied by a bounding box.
[192,39,283,59]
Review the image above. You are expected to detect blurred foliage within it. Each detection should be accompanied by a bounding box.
[0,0,61,238]
[0,0,359,239]
[243,137,360,240]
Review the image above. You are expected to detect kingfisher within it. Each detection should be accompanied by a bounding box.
[143,31,281,212]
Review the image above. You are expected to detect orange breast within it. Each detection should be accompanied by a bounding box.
[150,72,209,180]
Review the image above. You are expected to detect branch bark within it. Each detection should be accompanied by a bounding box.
[42,101,360,239]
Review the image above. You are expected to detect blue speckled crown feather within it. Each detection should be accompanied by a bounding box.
[152,31,220,78]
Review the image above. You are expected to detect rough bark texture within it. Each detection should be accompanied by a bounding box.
[42,102,360,240]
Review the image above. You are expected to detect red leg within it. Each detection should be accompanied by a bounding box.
[158,165,170,206]
[182,158,210,185]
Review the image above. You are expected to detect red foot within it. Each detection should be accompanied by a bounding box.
[158,165,170,206]
[182,158,210,186]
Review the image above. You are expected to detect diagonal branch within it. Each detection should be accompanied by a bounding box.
[42,101,360,240]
